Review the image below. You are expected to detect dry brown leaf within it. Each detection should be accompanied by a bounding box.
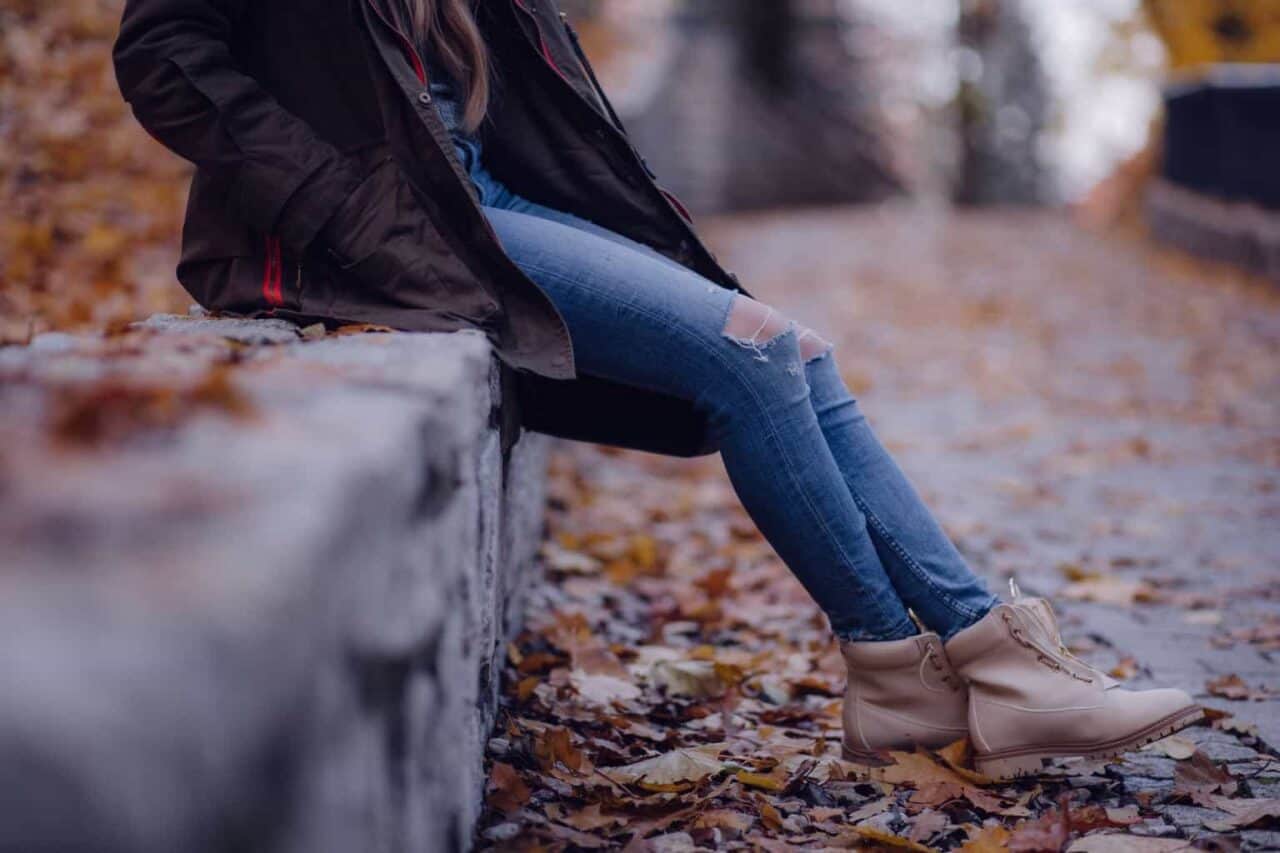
[960,824,1012,852]
[541,543,603,576]
[602,748,723,788]
[1213,716,1260,738]
[848,796,894,823]
[650,659,735,699]
[907,809,951,843]
[332,323,394,335]
[570,671,642,706]
[1141,734,1196,760]
[488,763,531,814]
[756,796,784,832]
[694,808,755,833]
[1172,749,1238,805]
[559,803,626,832]
[1007,805,1071,852]
[872,750,1010,814]
[1060,576,1157,606]
[533,727,587,774]
[1108,656,1139,680]
[935,738,994,785]
[1203,797,1280,831]
[1206,673,1272,701]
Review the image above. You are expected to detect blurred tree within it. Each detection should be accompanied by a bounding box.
[623,0,904,213]
[733,1,797,93]
[954,0,1049,205]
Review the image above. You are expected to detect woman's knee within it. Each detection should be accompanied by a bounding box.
[721,295,791,360]
[721,295,833,363]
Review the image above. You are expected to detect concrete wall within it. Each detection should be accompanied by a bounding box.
[0,315,550,852]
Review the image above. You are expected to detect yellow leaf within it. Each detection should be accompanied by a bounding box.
[734,770,786,792]
[850,825,936,851]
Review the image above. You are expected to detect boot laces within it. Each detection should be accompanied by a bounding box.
[1008,577,1100,682]
[923,643,960,691]
[1001,609,1095,684]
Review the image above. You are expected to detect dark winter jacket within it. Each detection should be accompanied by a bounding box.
[114,0,741,456]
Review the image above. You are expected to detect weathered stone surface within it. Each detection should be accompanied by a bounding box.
[0,317,549,852]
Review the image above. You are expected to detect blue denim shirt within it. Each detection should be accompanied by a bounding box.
[425,58,481,173]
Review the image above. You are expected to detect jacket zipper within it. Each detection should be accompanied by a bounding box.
[512,0,571,83]
[364,0,428,84]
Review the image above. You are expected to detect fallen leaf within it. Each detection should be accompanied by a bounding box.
[533,727,587,774]
[570,671,642,706]
[1108,656,1139,680]
[1202,797,1280,831]
[694,809,755,833]
[960,824,1012,852]
[603,748,724,789]
[873,751,1008,813]
[1142,734,1196,760]
[651,659,737,699]
[1214,716,1260,738]
[1206,673,1272,701]
[848,825,934,851]
[560,803,626,832]
[734,770,786,792]
[1172,749,1238,805]
[848,796,893,822]
[541,543,602,576]
[756,796,784,832]
[1060,576,1157,606]
[487,763,531,814]
[907,809,951,843]
[935,738,994,785]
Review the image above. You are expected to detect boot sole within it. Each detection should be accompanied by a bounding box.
[974,704,1205,781]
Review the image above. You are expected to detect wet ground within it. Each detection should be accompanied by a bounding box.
[478,207,1280,850]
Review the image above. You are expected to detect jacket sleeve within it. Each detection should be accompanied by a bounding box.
[113,0,364,252]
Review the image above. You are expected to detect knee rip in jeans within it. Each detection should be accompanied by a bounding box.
[798,327,834,363]
[722,296,794,363]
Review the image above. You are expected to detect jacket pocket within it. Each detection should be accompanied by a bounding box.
[318,151,400,270]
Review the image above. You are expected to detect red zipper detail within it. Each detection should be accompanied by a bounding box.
[365,0,427,83]
[659,188,694,225]
[512,0,570,82]
[262,236,284,308]
[272,238,284,306]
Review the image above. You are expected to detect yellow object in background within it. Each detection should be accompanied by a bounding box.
[1145,0,1280,69]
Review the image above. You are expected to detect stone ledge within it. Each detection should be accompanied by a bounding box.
[0,314,549,852]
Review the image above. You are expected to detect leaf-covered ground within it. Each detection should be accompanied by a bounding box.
[476,210,1280,851]
[0,0,190,344]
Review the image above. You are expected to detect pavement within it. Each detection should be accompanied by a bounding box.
[701,204,1279,747]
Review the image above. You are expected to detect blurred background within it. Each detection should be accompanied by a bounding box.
[1,0,1278,341]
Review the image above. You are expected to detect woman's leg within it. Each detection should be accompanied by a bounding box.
[802,349,999,640]
[484,205,918,642]
[478,181,997,639]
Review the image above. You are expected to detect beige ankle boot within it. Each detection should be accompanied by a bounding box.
[945,599,1203,780]
[841,633,969,762]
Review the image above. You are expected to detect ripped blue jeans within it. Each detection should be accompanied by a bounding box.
[469,160,998,642]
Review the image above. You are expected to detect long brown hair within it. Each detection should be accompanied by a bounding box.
[405,0,491,131]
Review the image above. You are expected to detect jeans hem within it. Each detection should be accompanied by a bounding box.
[937,595,1000,642]
[834,617,920,644]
